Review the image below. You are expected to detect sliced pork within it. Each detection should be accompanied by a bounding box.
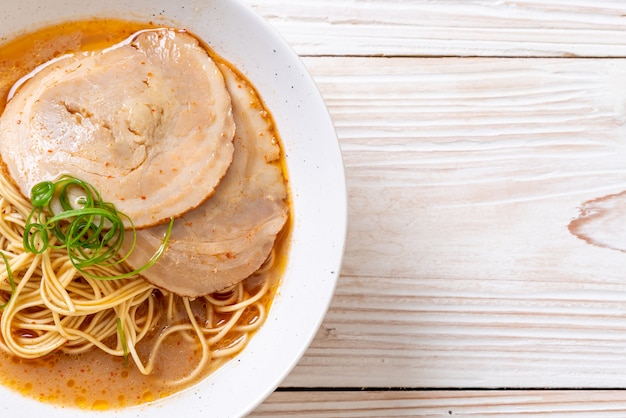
[123,63,289,297]
[0,29,235,228]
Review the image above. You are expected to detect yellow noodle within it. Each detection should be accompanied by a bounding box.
[0,171,275,386]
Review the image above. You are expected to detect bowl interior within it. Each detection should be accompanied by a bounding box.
[0,1,346,417]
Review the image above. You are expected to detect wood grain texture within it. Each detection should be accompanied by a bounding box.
[239,0,626,415]
[242,0,626,57]
[274,57,626,388]
[250,390,626,417]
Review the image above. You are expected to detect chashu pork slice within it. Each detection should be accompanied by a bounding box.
[123,63,289,297]
[0,29,235,228]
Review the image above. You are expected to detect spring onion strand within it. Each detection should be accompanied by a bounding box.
[0,252,15,310]
[116,317,129,367]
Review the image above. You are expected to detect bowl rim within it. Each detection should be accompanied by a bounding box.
[0,0,347,417]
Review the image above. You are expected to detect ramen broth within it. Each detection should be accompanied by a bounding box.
[0,19,288,410]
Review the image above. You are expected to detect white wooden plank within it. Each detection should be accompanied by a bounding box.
[242,0,626,57]
[274,57,626,388]
[250,390,626,417]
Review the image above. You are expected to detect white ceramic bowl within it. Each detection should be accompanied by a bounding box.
[0,1,346,417]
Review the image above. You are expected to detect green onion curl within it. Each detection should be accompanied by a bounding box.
[23,175,173,280]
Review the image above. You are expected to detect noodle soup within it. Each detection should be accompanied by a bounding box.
[0,19,290,410]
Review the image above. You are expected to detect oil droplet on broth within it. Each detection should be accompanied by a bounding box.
[92,399,110,410]
[141,390,154,403]
[75,395,87,409]
[569,190,626,252]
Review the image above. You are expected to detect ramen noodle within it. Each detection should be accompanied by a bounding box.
[0,19,290,410]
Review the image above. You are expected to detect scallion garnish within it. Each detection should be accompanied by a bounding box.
[23,175,173,280]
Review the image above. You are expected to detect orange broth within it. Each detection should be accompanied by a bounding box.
[0,19,288,410]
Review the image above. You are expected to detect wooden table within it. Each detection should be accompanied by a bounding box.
[245,1,626,416]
